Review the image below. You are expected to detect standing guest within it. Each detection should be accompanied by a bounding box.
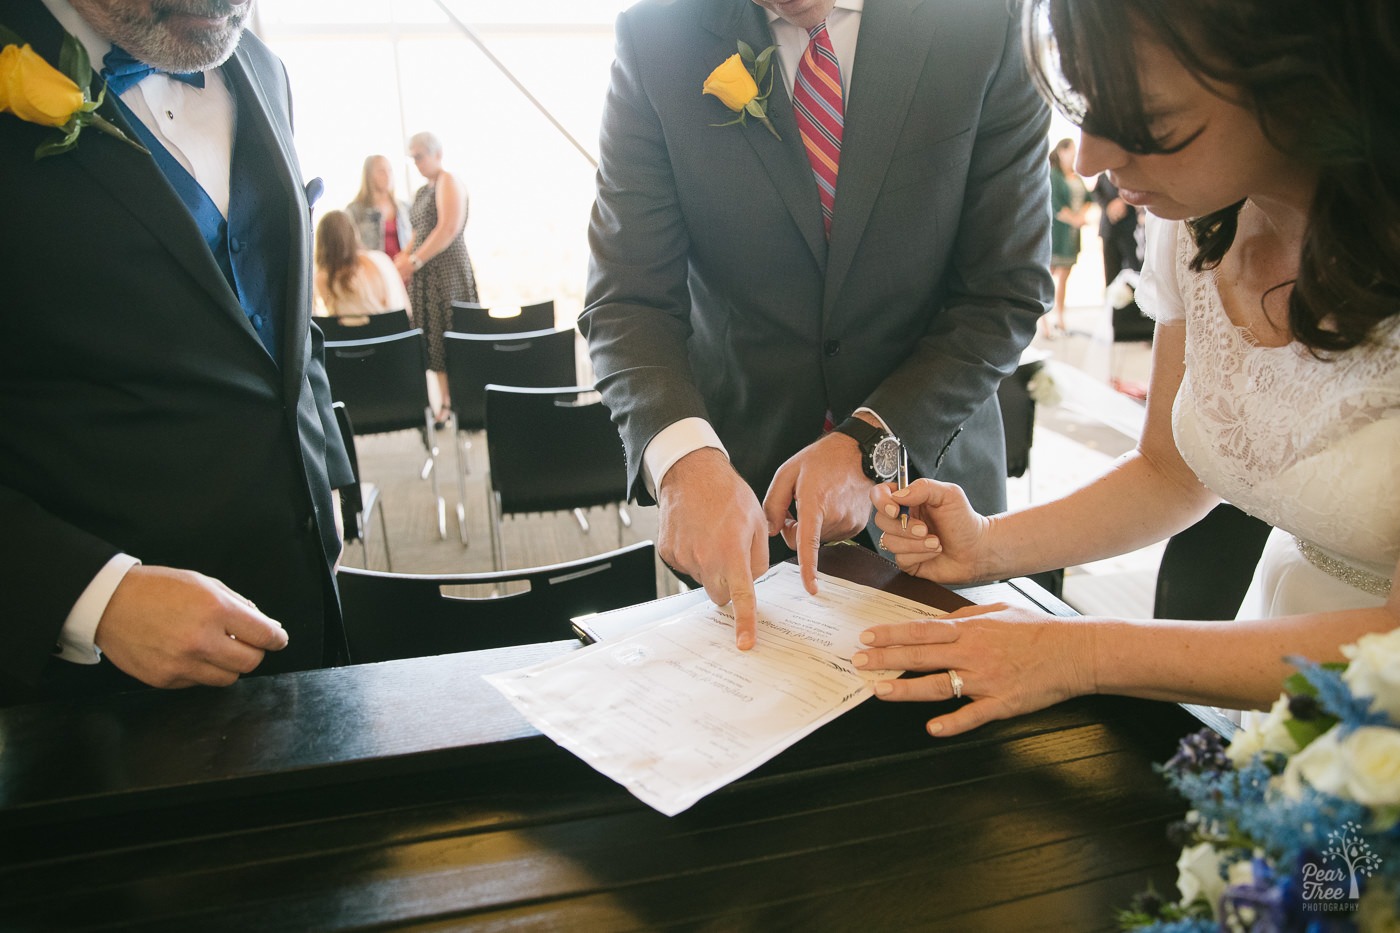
[345,153,412,260]
[314,209,410,320]
[1046,136,1091,336]
[0,0,353,703]
[1093,174,1142,280]
[582,0,1052,649]
[862,0,1400,737]
[395,130,479,425]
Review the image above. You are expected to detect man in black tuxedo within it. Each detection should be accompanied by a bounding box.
[0,0,352,703]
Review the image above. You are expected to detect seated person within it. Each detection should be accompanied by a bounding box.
[856,0,1399,738]
[313,209,410,323]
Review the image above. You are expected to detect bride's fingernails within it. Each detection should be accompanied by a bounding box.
[924,537,942,550]
[884,503,899,518]
[891,486,910,498]
[852,652,869,668]
[874,681,893,697]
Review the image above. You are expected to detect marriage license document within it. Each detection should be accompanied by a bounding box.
[486,561,947,816]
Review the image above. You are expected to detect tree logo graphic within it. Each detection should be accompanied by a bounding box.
[1302,820,1384,906]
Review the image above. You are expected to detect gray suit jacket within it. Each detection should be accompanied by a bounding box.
[582,0,1052,514]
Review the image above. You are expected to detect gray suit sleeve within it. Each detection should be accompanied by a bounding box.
[579,12,711,506]
[864,12,1052,472]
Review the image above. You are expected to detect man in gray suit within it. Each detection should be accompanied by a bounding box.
[581,0,1051,647]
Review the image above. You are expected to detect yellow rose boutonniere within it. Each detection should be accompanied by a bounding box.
[0,22,146,160]
[703,40,780,140]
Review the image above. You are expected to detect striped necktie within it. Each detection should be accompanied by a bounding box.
[792,20,844,238]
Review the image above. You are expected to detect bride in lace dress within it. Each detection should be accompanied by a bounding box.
[850,0,1399,738]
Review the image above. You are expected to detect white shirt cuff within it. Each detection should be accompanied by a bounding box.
[57,554,141,665]
[642,417,729,497]
[853,406,891,432]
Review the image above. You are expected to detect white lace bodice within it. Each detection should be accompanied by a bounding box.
[1141,216,1400,580]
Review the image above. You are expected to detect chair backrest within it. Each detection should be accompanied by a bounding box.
[1153,503,1272,620]
[997,362,1040,479]
[443,328,578,432]
[317,309,411,342]
[331,401,365,540]
[324,330,431,435]
[337,541,658,661]
[485,385,627,515]
[450,300,554,335]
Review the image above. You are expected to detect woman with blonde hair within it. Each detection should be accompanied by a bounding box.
[314,209,410,321]
[346,154,412,259]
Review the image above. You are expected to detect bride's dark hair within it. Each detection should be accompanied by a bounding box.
[1022,0,1400,352]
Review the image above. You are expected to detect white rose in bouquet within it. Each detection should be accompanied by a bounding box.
[1226,694,1299,768]
[1281,728,1347,799]
[1176,841,1226,914]
[1340,725,1400,808]
[1343,628,1400,723]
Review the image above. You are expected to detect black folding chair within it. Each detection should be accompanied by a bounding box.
[484,384,631,570]
[450,300,554,335]
[442,328,579,545]
[332,402,391,570]
[316,309,411,342]
[337,541,657,662]
[324,329,447,539]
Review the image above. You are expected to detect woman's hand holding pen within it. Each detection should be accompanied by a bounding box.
[869,478,995,585]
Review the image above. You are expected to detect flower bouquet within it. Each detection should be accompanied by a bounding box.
[1122,628,1400,931]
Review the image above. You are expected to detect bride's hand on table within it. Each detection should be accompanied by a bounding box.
[851,603,1099,737]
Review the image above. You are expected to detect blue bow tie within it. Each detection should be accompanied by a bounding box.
[100,45,207,96]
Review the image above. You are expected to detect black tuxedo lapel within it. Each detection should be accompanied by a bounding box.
[224,44,313,396]
[824,0,937,316]
[700,0,827,269]
[13,3,237,331]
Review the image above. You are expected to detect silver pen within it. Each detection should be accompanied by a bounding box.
[897,444,910,531]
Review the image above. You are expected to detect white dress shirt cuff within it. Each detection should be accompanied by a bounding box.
[853,406,891,432]
[642,418,729,498]
[57,554,141,665]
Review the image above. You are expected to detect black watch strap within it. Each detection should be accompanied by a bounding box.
[832,416,896,481]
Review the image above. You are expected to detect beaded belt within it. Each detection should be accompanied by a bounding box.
[1294,537,1393,598]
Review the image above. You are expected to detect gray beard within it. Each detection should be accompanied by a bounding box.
[73,0,253,73]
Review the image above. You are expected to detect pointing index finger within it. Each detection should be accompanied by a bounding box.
[729,575,758,651]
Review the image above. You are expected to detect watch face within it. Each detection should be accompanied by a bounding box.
[870,436,902,481]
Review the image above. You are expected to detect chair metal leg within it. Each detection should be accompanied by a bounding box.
[422,407,446,540]
[373,499,392,571]
[574,508,591,534]
[489,490,505,571]
[618,503,632,529]
[452,425,470,547]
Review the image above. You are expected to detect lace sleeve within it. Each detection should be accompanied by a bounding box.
[1135,214,1186,324]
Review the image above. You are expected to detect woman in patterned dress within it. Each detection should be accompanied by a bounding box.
[395,131,480,424]
[858,0,1399,737]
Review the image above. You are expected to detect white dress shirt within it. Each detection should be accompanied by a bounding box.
[641,0,881,497]
[41,0,237,663]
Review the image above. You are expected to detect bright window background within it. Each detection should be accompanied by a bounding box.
[255,0,633,326]
[255,2,1084,327]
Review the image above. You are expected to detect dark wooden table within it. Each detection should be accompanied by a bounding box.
[0,548,1208,932]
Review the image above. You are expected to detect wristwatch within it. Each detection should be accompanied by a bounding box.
[832,416,902,482]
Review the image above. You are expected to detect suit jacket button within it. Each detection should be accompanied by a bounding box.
[823,339,841,358]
